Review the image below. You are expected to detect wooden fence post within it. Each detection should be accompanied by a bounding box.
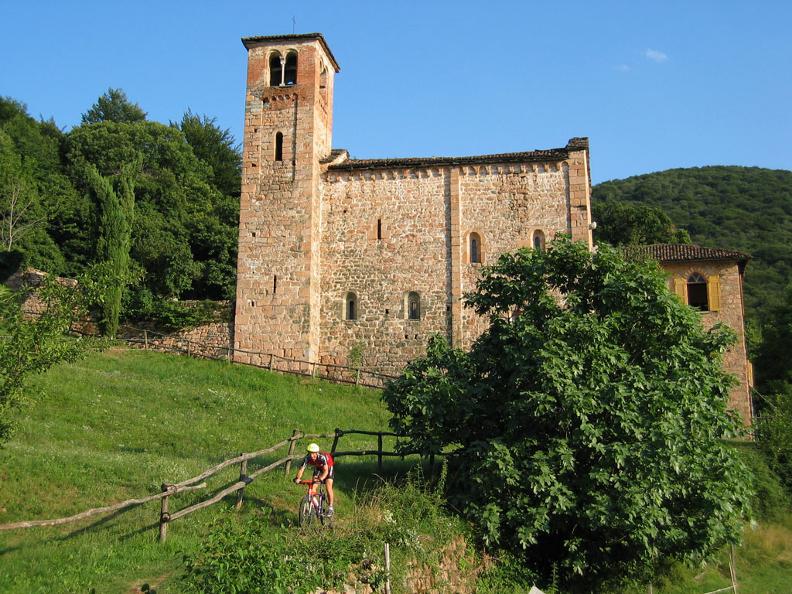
[159,484,171,542]
[269,353,274,371]
[311,362,317,379]
[729,545,738,592]
[429,452,436,480]
[144,329,148,349]
[378,433,383,473]
[331,428,342,454]
[284,429,299,476]
[235,456,248,510]
[187,341,191,357]
[384,542,392,594]
[226,346,232,362]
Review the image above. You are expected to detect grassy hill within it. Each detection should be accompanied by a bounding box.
[592,166,792,328]
[1,349,792,592]
[0,349,403,592]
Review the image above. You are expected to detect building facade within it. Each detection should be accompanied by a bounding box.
[233,33,592,376]
[232,33,752,425]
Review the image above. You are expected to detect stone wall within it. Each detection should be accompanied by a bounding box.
[318,158,579,377]
[234,37,336,365]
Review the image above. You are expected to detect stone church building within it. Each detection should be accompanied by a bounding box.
[232,33,752,425]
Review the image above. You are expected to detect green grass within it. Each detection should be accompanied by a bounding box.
[0,348,404,593]
[2,347,792,593]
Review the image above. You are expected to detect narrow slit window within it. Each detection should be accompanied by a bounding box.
[345,292,358,321]
[687,272,709,311]
[377,219,382,240]
[273,275,277,295]
[320,65,328,102]
[533,230,546,251]
[275,132,283,161]
[269,52,283,86]
[408,292,421,320]
[284,52,298,85]
[469,232,481,264]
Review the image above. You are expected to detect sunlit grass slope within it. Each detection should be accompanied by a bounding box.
[0,348,395,593]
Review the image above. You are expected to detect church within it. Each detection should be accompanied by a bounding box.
[232,33,752,425]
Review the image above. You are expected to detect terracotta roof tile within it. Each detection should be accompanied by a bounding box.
[327,148,569,172]
[622,244,750,264]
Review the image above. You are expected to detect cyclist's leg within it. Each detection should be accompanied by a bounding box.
[325,477,334,511]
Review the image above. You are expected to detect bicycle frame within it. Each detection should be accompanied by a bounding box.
[297,479,328,527]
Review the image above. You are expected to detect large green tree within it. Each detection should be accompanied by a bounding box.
[383,237,752,591]
[84,160,138,337]
[81,88,147,124]
[176,109,241,197]
[67,120,238,301]
[593,200,690,246]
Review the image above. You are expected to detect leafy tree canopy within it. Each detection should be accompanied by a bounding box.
[81,88,147,124]
[176,109,241,197]
[383,237,752,591]
[67,120,238,299]
[593,200,690,245]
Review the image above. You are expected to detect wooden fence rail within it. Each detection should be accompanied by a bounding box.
[0,427,441,541]
[68,321,399,390]
[0,482,207,532]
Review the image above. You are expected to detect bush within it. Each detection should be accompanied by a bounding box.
[124,289,227,331]
[755,390,792,496]
[731,441,790,520]
[182,474,473,594]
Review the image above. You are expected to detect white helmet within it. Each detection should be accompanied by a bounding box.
[306,443,320,453]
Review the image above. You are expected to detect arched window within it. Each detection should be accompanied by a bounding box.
[284,52,298,85]
[469,232,481,264]
[687,272,709,311]
[345,292,358,321]
[269,52,283,86]
[533,230,546,251]
[275,132,283,161]
[407,292,421,320]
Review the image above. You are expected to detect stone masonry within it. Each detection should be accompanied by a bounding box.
[233,33,591,374]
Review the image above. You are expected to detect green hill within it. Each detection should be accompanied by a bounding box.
[592,166,792,329]
[2,349,791,593]
[0,349,402,592]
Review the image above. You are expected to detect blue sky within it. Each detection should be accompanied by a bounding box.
[1,0,790,184]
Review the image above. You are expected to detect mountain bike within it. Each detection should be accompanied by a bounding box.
[296,479,331,527]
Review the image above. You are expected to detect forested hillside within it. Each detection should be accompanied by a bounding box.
[593,167,792,395]
[0,91,240,308]
[593,166,792,324]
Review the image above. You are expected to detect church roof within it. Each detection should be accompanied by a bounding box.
[326,138,588,172]
[241,33,340,72]
[623,244,751,264]
[327,148,569,171]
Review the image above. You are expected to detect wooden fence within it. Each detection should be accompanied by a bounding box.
[70,322,398,389]
[0,427,438,542]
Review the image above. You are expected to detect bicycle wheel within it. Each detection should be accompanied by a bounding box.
[298,495,314,527]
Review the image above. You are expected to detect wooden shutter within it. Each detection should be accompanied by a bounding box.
[673,277,686,301]
[707,275,721,312]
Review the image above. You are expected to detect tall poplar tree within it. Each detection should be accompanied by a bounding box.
[85,160,138,337]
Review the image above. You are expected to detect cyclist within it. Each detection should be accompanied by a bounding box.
[293,443,335,516]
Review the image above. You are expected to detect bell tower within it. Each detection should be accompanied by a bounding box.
[234,33,340,364]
